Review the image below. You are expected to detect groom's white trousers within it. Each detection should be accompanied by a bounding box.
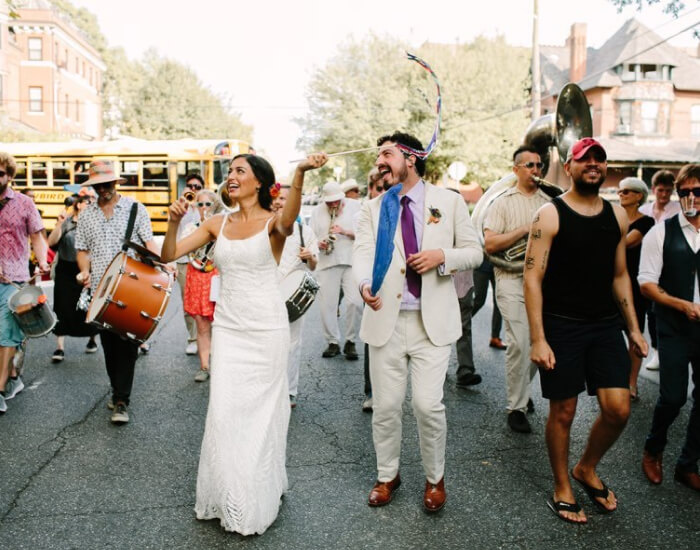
[369,310,450,484]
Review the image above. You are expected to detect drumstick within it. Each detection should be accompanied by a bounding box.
[289,146,379,163]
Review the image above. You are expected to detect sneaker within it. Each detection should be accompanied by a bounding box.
[194,369,210,382]
[507,410,532,434]
[455,373,482,388]
[107,397,114,410]
[185,341,198,355]
[646,349,660,371]
[52,349,65,363]
[290,395,297,409]
[5,376,24,400]
[362,396,373,412]
[110,402,129,424]
[322,343,341,358]
[343,341,359,360]
[85,339,98,353]
[0,393,7,413]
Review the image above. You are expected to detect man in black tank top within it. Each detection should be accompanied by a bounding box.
[638,164,700,492]
[523,138,648,524]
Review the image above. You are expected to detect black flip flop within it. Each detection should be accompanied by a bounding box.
[546,498,587,524]
[571,470,616,514]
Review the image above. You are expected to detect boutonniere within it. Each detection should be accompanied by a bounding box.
[427,206,442,225]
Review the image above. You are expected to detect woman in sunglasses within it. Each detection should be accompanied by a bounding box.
[181,189,222,382]
[617,178,654,401]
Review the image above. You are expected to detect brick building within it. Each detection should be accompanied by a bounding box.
[0,0,105,139]
[540,19,700,187]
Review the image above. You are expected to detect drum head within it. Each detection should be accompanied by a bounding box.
[279,270,306,300]
[8,285,42,311]
[86,252,125,324]
[123,241,161,263]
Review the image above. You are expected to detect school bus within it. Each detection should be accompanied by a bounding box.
[2,138,250,233]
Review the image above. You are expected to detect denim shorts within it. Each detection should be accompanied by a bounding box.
[0,283,25,347]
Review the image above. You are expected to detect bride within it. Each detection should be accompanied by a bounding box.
[161,152,327,535]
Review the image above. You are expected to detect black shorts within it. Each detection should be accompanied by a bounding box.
[539,315,630,400]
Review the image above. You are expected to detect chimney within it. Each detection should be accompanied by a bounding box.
[567,23,587,83]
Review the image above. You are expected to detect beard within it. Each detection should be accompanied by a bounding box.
[571,172,605,196]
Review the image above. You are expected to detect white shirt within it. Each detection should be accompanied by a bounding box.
[639,200,682,224]
[277,219,318,280]
[638,213,700,303]
[310,198,361,270]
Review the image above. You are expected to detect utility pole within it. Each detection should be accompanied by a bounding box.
[531,0,541,121]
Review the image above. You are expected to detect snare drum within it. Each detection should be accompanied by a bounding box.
[279,270,320,323]
[8,284,57,338]
[86,251,173,342]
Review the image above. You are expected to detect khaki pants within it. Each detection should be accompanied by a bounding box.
[176,263,197,343]
[369,311,450,484]
[315,265,361,345]
[495,276,537,413]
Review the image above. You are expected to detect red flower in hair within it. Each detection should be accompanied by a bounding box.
[269,182,281,198]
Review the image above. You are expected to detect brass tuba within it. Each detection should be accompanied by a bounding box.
[217,181,238,213]
[471,83,592,272]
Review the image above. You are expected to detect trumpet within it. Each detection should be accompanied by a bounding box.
[182,189,196,202]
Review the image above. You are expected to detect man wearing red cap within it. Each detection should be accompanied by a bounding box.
[524,138,648,523]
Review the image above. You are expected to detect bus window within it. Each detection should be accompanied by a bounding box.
[120,161,139,187]
[214,159,230,186]
[31,161,49,186]
[143,161,169,187]
[74,161,90,185]
[14,162,27,186]
[53,161,71,186]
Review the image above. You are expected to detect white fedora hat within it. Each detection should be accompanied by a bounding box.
[321,181,345,202]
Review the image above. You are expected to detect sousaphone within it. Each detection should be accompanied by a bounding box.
[471,83,592,272]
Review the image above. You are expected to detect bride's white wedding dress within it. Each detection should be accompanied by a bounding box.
[194,216,290,535]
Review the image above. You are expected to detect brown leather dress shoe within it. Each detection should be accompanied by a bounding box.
[674,467,700,492]
[423,477,446,512]
[368,475,401,507]
[489,337,507,350]
[642,451,663,485]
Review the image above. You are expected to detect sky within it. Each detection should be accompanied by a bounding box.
[69,0,699,175]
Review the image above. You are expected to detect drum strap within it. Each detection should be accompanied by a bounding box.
[297,219,305,248]
[122,203,139,251]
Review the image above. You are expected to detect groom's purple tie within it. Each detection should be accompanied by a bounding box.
[400,195,421,298]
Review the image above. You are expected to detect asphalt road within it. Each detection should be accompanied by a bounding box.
[0,283,697,549]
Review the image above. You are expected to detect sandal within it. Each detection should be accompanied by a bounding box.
[194,369,210,382]
[546,498,587,524]
[571,470,616,514]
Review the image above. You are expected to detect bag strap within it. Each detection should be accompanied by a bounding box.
[122,202,139,251]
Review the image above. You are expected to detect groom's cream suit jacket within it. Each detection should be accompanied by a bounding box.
[353,183,483,348]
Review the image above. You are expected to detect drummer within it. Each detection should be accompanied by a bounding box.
[75,160,160,425]
[0,152,50,414]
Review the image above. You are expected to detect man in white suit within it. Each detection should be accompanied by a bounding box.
[353,132,483,512]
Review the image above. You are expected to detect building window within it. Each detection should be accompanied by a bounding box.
[616,101,632,134]
[691,105,700,139]
[9,27,17,45]
[29,87,43,112]
[640,64,659,80]
[28,37,42,61]
[641,101,658,134]
[621,64,636,82]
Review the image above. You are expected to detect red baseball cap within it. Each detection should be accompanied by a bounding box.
[566,138,607,162]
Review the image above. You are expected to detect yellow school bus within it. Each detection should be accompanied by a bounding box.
[2,138,250,233]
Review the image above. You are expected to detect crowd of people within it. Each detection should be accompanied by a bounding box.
[0,139,697,534]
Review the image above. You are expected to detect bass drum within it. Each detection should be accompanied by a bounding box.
[86,251,173,342]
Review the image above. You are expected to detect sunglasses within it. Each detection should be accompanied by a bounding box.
[678,188,700,198]
[617,189,641,195]
[0,170,7,178]
[186,183,203,191]
[516,162,544,170]
[196,201,213,207]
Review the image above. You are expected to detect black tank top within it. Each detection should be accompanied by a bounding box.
[542,196,621,321]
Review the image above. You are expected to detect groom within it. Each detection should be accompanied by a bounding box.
[353,132,483,511]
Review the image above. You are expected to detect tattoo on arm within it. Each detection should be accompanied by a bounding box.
[531,228,541,240]
[533,213,540,224]
[526,256,535,270]
[618,297,629,309]
[541,249,548,270]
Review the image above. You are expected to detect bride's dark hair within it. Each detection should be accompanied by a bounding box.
[233,154,276,211]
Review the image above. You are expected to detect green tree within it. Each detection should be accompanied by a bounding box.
[295,34,530,188]
[609,0,693,16]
